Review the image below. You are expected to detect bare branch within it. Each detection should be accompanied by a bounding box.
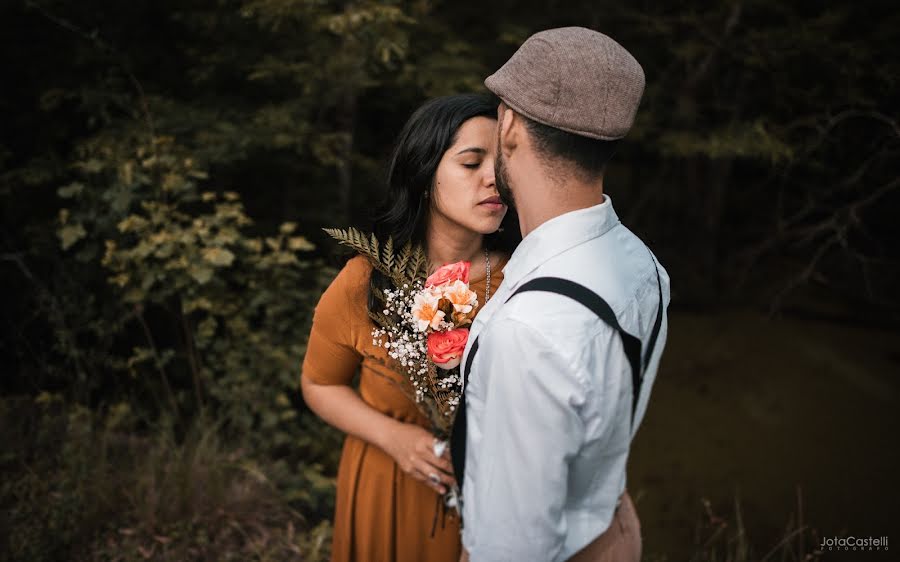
[806,109,900,156]
[684,2,743,91]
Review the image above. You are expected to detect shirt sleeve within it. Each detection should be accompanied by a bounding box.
[462,317,588,562]
[301,259,365,385]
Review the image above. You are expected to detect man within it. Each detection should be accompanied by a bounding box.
[451,27,671,561]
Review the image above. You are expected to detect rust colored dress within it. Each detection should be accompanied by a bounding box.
[302,255,507,562]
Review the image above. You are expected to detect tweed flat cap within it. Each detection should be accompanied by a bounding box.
[485,27,645,141]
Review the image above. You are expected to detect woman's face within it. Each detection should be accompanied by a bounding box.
[430,116,507,236]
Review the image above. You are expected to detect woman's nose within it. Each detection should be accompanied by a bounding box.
[483,161,496,187]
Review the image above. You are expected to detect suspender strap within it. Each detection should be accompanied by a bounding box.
[451,260,664,490]
[504,278,644,426]
[449,337,478,487]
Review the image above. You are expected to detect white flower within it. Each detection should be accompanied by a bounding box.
[442,280,477,314]
[410,288,445,332]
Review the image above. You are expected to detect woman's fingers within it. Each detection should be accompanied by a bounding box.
[414,455,456,492]
[419,458,456,488]
[413,465,447,494]
[432,454,454,475]
[426,472,447,494]
[417,436,454,474]
[397,428,460,494]
[422,468,448,493]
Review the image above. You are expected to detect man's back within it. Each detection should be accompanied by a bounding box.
[461,197,670,561]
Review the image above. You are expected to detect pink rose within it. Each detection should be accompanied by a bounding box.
[427,328,469,370]
[426,260,470,288]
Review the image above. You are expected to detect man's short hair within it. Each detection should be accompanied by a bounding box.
[523,115,620,179]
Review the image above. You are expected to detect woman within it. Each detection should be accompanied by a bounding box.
[301,94,519,562]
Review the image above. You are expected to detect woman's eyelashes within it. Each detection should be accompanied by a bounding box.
[462,161,482,169]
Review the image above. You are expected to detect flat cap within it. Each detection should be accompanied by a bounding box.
[485,27,645,141]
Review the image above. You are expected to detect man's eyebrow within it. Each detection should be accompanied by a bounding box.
[455,147,487,156]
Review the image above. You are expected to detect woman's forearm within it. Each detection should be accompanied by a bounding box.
[301,376,401,451]
[302,374,456,492]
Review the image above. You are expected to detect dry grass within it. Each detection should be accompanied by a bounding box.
[0,396,332,562]
[683,490,824,562]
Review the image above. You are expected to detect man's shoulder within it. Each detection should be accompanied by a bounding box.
[489,275,618,355]
[494,228,667,340]
[546,225,666,310]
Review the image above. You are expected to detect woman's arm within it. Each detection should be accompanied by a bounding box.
[302,257,454,491]
[301,376,456,493]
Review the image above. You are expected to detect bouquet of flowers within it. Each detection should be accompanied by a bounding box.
[324,228,477,501]
[374,259,478,427]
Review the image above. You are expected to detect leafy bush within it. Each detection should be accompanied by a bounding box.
[0,114,346,558]
[56,129,327,447]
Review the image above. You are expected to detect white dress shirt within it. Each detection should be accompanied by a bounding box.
[461,196,671,562]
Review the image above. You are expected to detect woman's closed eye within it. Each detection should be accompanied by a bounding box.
[455,147,488,170]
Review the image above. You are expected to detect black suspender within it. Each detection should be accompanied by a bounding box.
[512,278,645,425]
[450,258,664,490]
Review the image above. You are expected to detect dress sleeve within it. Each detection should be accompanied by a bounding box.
[301,257,367,385]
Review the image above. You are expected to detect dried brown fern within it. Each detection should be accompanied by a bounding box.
[323,227,430,287]
[324,227,459,441]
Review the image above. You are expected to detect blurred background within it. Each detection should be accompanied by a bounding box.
[1,1,897,560]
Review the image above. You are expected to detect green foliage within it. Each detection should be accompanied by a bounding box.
[658,121,794,164]
[55,130,325,450]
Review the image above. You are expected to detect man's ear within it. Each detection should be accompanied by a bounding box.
[498,104,521,157]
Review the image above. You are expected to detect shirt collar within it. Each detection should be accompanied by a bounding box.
[502,195,621,288]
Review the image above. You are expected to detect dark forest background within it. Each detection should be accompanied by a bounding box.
[1,0,898,560]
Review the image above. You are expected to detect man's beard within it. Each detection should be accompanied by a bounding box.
[495,137,515,208]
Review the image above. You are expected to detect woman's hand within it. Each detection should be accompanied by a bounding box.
[382,421,456,495]
[301,379,456,495]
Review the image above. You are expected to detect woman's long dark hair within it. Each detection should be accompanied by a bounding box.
[368,94,521,315]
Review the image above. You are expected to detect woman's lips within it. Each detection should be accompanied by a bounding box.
[479,196,505,211]
[479,196,506,209]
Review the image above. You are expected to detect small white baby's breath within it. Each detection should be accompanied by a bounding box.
[367,272,475,435]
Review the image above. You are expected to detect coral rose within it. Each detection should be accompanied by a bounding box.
[427,328,469,370]
[426,260,470,288]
